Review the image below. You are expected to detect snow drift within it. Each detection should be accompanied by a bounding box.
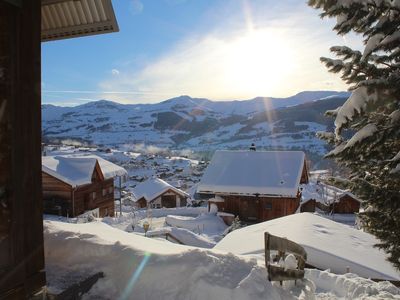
[44,220,286,300]
[215,213,400,281]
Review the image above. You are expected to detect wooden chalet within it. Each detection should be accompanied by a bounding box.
[300,182,361,214]
[300,199,316,213]
[330,193,361,214]
[0,1,119,298]
[42,155,127,217]
[197,150,309,223]
[133,178,189,209]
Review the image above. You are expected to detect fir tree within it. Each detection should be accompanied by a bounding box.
[308,0,400,269]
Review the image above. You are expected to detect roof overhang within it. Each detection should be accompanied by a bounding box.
[41,0,119,42]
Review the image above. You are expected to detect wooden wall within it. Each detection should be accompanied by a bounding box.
[214,195,300,222]
[0,1,45,297]
[42,171,115,218]
[331,195,360,214]
[300,199,316,213]
[73,178,115,217]
[146,189,188,208]
[136,198,147,208]
[300,161,309,184]
[42,172,72,199]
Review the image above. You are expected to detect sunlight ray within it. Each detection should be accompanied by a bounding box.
[119,252,152,300]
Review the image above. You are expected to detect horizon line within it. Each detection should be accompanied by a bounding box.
[42,90,350,108]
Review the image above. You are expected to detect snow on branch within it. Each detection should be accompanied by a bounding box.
[334,87,378,136]
[390,163,400,174]
[390,151,400,162]
[362,33,385,60]
[343,123,378,150]
[390,110,400,124]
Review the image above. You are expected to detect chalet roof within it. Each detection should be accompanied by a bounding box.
[301,182,362,204]
[197,150,307,198]
[42,154,127,187]
[75,154,128,179]
[132,178,189,202]
[41,0,119,42]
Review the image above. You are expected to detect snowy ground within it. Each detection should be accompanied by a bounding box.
[44,220,400,300]
[104,206,226,248]
[215,213,400,282]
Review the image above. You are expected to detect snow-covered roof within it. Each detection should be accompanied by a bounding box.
[42,155,127,187]
[215,213,400,281]
[301,182,362,204]
[132,178,189,202]
[81,154,128,179]
[197,150,306,197]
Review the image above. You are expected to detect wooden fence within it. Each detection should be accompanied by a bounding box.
[264,232,307,283]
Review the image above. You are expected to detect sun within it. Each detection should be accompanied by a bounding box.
[223,29,297,97]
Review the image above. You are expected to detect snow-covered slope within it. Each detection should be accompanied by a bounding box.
[215,213,400,281]
[44,220,290,299]
[44,219,400,299]
[42,91,349,157]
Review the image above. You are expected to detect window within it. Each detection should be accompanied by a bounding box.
[265,203,272,210]
[109,187,113,194]
[92,192,96,200]
[102,189,106,196]
[156,203,161,209]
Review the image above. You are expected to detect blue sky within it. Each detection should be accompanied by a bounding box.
[42,0,361,106]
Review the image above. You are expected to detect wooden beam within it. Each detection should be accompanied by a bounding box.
[2,0,22,7]
[0,1,45,297]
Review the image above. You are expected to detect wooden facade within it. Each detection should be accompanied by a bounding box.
[300,199,316,213]
[330,194,360,214]
[136,189,188,209]
[0,1,46,297]
[300,195,360,214]
[210,195,301,223]
[202,157,308,223]
[42,162,115,218]
[0,1,120,298]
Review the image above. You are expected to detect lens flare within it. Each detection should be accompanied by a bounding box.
[119,252,152,300]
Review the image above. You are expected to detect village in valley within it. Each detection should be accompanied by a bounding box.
[1,0,399,299]
[39,142,400,299]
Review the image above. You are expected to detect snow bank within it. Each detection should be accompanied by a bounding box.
[136,206,207,218]
[147,227,216,248]
[165,213,228,235]
[43,220,288,300]
[305,269,400,299]
[215,213,400,281]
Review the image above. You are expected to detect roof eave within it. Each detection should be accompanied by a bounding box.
[41,0,119,42]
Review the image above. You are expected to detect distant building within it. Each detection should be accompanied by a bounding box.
[42,155,127,217]
[197,150,309,222]
[133,178,189,209]
[300,182,361,214]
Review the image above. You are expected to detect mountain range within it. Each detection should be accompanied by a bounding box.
[42,91,350,164]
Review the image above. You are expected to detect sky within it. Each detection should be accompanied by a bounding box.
[42,0,362,106]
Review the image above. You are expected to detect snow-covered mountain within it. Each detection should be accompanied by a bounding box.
[42,91,349,156]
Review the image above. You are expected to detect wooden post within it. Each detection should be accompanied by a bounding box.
[0,1,46,297]
[119,176,122,216]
